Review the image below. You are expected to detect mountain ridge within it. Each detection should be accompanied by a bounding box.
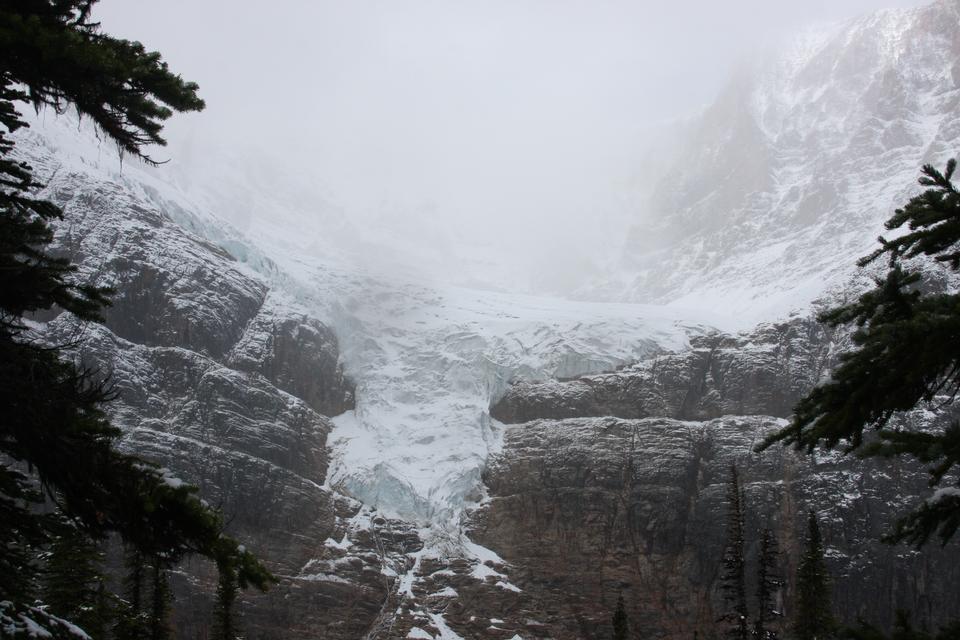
[595,0,960,322]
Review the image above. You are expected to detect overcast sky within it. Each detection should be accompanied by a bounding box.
[92,0,923,292]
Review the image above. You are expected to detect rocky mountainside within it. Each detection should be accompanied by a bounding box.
[21,116,960,639]
[602,0,960,321]
[480,318,960,638]
[13,1,960,638]
[28,138,399,638]
[491,319,838,425]
[19,114,715,638]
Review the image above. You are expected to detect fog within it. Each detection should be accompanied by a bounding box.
[93,0,922,294]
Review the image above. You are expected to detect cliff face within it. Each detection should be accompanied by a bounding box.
[14,3,960,638]
[480,319,960,639]
[25,128,960,640]
[491,318,838,424]
[468,9,960,630]
[33,160,416,640]
[607,0,960,320]
[29,142,549,640]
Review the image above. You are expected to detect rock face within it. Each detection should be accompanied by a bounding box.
[477,318,960,639]
[492,318,838,424]
[25,131,960,640]
[607,0,960,319]
[228,305,355,417]
[32,159,420,640]
[14,2,960,638]
[48,181,268,360]
[29,143,544,640]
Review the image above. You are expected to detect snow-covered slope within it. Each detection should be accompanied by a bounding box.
[604,0,960,321]
[314,276,718,523]
[16,108,722,521]
[19,0,959,551]
[13,2,960,635]
[15,108,738,638]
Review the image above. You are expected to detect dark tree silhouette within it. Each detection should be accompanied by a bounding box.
[719,465,749,640]
[758,158,960,546]
[753,528,782,640]
[612,592,629,640]
[0,1,273,635]
[793,512,834,640]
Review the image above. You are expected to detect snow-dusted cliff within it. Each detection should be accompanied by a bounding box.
[18,111,728,528]
[604,0,960,321]
[16,111,728,638]
[13,1,960,637]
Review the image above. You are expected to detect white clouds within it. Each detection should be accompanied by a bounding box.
[92,0,922,294]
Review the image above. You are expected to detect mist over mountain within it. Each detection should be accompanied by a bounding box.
[8,0,960,638]
[90,0,928,301]
[604,0,960,321]
[97,0,958,319]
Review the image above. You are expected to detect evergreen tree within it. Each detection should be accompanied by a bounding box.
[757,158,960,546]
[91,580,113,640]
[115,549,177,640]
[612,592,629,640]
[719,465,750,640]
[212,557,240,640]
[794,512,834,640]
[42,516,112,636]
[0,469,46,605]
[753,528,781,640]
[0,1,274,634]
[148,558,172,640]
[841,610,960,640]
[115,548,150,640]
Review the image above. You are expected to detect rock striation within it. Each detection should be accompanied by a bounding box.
[479,317,960,639]
[606,0,960,319]
[31,158,417,639]
[14,3,960,637]
[492,318,839,424]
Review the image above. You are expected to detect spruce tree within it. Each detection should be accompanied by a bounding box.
[115,548,150,640]
[757,158,960,546]
[612,592,629,640]
[212,555,242,640]
[753,528,781,640]
[0,1,274,634]
[842,610,960,640]
[148,558,172,640]
[794,511,834,640]
[115,550,178,640]
[719,465,750,640]
[42,517,112,635]
[91,580,112,640]
[0,469,45,606]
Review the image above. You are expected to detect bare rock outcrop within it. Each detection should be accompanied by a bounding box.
[471,414,960,639]
[35,163,391,639]
[492,318,839,424]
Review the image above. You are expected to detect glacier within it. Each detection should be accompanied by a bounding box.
[15,107,739,529]
[12,2,960,635]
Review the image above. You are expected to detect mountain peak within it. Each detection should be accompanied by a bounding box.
[607,0,960,323]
